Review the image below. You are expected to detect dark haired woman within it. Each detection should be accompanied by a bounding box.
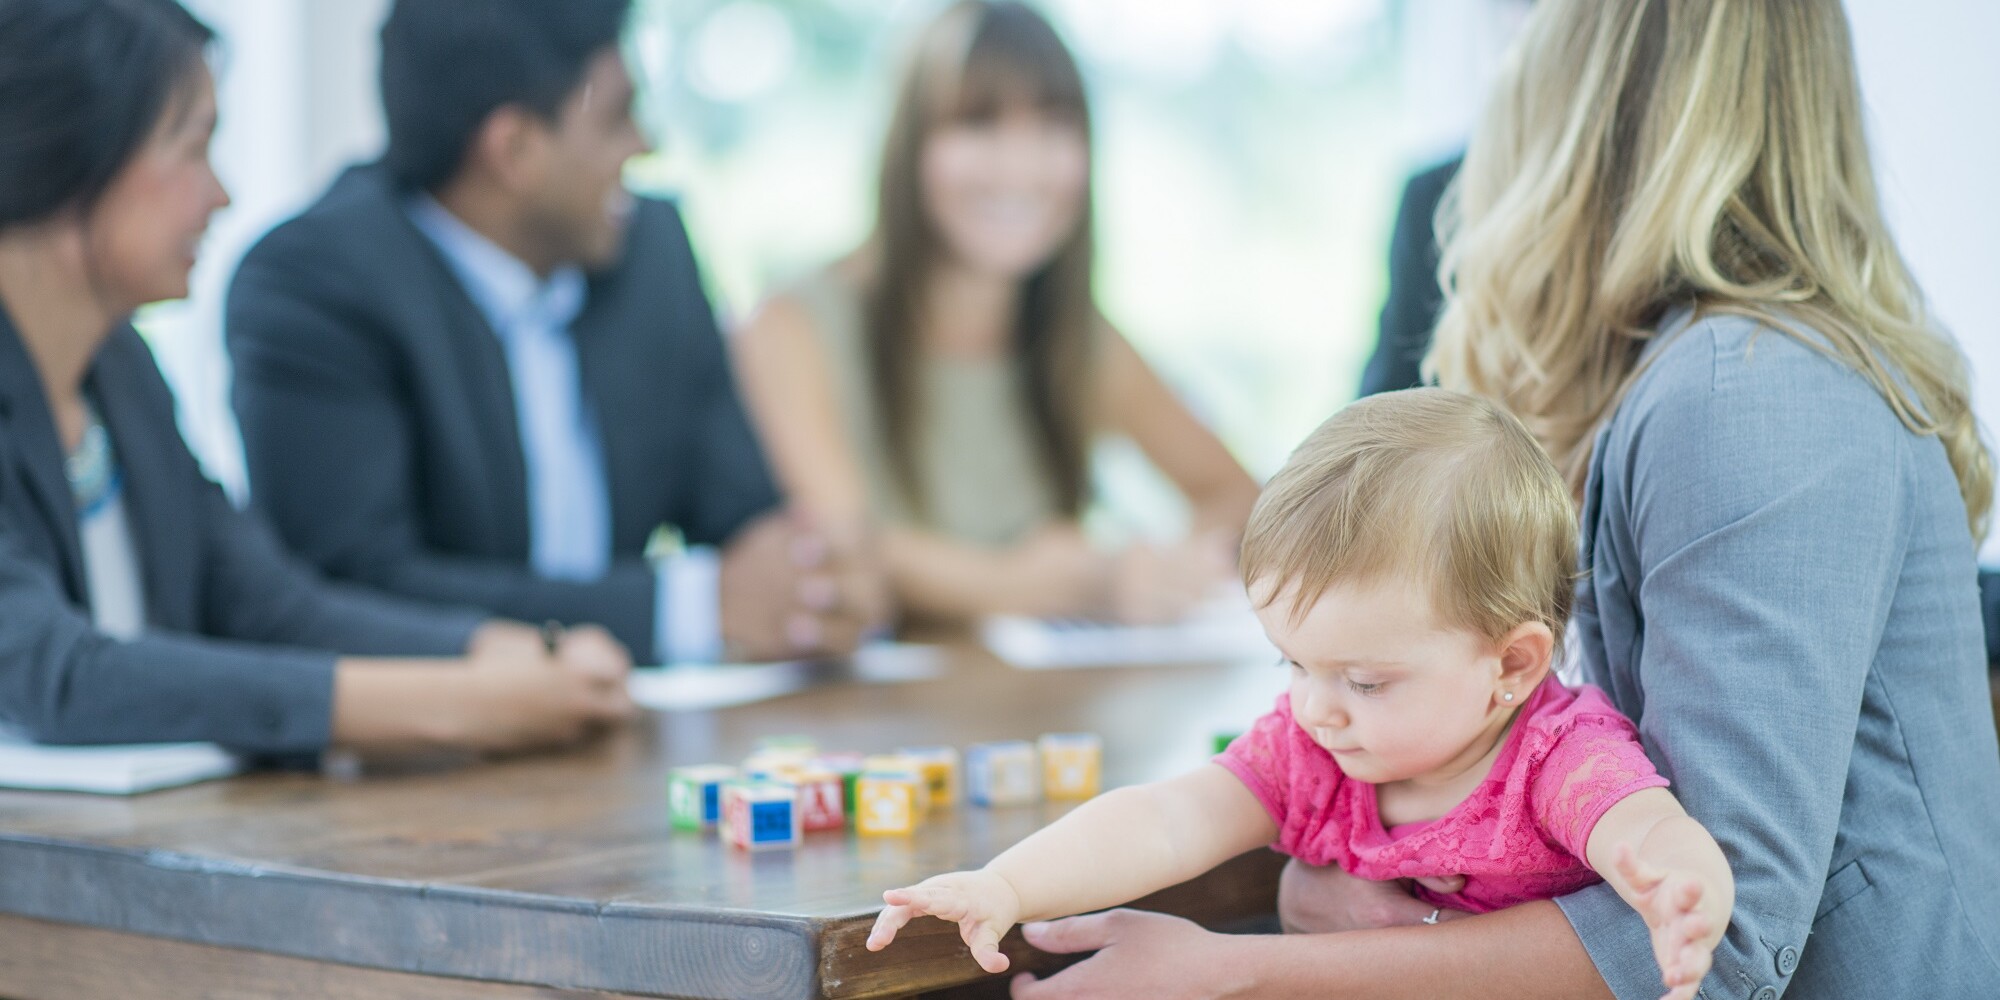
[735,0,1258,625]
[0,0,632,755]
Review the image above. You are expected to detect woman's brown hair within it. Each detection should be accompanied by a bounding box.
[864,0,1097,519]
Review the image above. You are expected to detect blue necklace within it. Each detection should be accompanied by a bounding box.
[64,400,121,518]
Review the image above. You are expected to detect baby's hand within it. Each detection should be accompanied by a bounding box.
[866,869,1023,974]
[1614,844,1718,1000]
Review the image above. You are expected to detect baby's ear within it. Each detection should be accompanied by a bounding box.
[1494,621,1555,692]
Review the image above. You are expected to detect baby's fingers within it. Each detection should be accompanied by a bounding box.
[868,903,918,952]
[888,885,976,923]
[964,918,1013,975]
[1668,875,1705,916]
[1615,843,1665,894]
[1665,933,1714,984]
[1657,920,1714,1000]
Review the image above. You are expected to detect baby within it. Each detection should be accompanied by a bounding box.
[868,388,1734,1000]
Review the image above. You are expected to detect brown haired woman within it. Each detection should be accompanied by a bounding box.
[733,0,1258,626]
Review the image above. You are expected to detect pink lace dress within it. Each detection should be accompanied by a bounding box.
[1214,676,1668,913]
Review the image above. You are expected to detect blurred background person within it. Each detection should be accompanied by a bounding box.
[0,0,631,758]
[227,0,877,665]
[733,0,1258,626]
[1357,0,1530,398]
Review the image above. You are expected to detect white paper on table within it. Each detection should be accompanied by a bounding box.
[0,726,241,795]
[626,642,943,711]
[981,592,1278,670]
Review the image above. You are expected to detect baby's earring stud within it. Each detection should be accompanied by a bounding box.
[1501,690,1515,703]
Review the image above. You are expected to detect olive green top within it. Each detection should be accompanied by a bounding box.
[786,268,1063,547]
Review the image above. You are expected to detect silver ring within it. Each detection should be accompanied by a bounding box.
[1422,908,1441,925]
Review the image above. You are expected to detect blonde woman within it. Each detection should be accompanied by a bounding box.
[733,1,1257,627]
[1006,2,2000,998]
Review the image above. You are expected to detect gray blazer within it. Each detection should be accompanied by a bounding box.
[1556,309,2000,998]
[0,309,481,754]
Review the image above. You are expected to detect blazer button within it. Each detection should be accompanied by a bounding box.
[1752,988,1778,1000]
[1776,945,1799,976]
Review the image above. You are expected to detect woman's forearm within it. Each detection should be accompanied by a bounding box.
[1229,900,1613,1000]
[1185,477,1258,542]
[330,659,464,750]
[882,526,1101,620]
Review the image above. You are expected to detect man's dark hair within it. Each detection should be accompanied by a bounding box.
[0,0,214,229]
[379,0,631,193]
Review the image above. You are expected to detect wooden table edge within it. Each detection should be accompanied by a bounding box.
[0,833,819,999]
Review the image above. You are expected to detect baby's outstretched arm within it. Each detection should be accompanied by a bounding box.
[1586,787,1735,1000]
[866,762,1275,973]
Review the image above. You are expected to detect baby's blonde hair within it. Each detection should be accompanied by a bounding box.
[1242,388,1577,648]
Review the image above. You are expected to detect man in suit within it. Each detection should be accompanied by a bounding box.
[1356,156,1460,398]
[228,0,874,666]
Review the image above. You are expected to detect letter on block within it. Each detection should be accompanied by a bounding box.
[723,780,801,851]
[857,773,920,836]
[795,768,847,832]
[898,745,961,808]
[966,741,1041,807]
[1038,733,1102,801]
[668,764,739,831]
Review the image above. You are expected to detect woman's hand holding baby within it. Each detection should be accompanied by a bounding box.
[867,869,1024,975]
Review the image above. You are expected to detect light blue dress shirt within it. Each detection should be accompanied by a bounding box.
[407,197,721,662]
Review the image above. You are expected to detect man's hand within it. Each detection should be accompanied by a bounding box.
[719,510,880,661]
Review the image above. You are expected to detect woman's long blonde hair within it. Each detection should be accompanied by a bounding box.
[1428,0,1992,540]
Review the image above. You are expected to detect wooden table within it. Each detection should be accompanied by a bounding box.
[0,645,1290,1000]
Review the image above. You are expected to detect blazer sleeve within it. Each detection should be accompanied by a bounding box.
[1554,324,1906,999]
[0,506,339,754]
[194,476,483,658]
[654,205,782,546]
[226,224,660,654]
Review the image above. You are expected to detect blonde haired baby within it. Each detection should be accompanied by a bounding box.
[868,388,1734,1000]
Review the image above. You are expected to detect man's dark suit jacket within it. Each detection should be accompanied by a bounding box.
[1357,156,1461,397]
[0,309,478,753]
[227,164,779,662]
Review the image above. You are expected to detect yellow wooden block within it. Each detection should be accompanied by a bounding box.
[857,774,919,836]
[897,746,960,808]
[863,754,930,813]
[1038,733,1101,800]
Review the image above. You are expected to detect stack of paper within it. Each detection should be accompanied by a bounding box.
[627,642,943,711]
[0,729,240,795]
[982,597,1278,670]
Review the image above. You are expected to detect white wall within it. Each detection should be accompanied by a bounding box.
[1846,0,2000,562]
[152,0,390,501]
